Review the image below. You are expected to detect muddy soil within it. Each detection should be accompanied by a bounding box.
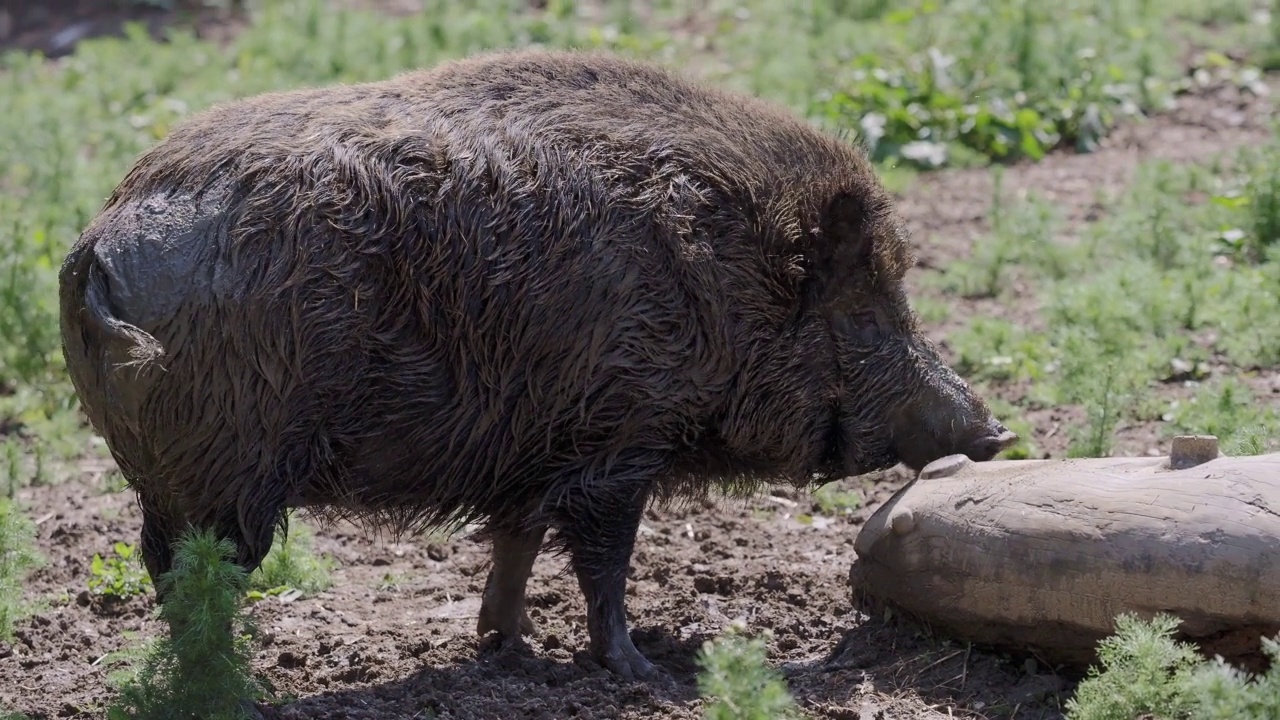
[1,7,1277,720]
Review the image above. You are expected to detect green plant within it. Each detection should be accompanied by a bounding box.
[1066,613,1280,720]
[247,516,334,598]
[0,498,42,640]
[811,483,862,516]
[697,628,801,720]
[88,542,153,600]
[107,528,265,720]
[1066,613,1203,720]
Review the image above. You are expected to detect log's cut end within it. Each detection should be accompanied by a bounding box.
[849,448,1280,670]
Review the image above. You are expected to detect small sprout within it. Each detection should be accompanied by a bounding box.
[88,542,153,600]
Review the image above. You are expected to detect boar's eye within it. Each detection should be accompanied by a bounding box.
[835,310,884,348]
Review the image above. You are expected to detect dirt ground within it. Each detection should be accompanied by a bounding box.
[2,5,1279,720]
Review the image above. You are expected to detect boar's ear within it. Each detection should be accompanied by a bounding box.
[809,189,887,294]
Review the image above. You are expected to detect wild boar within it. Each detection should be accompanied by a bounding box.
[59,48,1016,680]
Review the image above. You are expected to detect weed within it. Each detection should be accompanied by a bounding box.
[811,483,862,516]
[1066,359,1126,459]
[1183,638,1280,719]
[100,470,130,495]
[697,628,801,720]
[247,515,334,598]
[1224,425,1271,456]
[377,572,406,593]
[942,131,1280,455]
[87,542,153,600]
[949,318,1055,385]
[107,528,265,720]
[0,498,42,640]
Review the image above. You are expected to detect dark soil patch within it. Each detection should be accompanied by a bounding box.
[2,467,1075,719]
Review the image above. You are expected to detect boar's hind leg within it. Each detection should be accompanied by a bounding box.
[138,493,185,603]
[555,452,666,681]
[476,525,548,641]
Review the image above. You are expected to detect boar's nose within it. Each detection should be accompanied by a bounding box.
[965,425,1019,462]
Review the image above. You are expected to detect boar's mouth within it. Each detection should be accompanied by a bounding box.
[891,422,1020,472]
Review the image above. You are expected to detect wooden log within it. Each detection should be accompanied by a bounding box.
[849,440,1280,669]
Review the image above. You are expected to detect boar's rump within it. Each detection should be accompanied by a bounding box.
[59,48,1015,680]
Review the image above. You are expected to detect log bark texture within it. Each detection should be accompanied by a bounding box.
[850,450,1280,668]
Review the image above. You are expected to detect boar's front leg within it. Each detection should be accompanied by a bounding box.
[477,525,548,641]
[554,450,666,681]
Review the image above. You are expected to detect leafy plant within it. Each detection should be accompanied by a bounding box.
[88,542,153,600]
[107,528,265,720]
[810,0,1217,168]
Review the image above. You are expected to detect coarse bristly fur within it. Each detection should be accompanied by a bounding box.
[59,48,1014,680]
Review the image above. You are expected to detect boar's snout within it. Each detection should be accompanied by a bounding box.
[888,357,1019,471]
[961,421,1020,462]
[892,414,1018,471]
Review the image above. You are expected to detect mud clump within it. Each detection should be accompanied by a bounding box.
[58,48,1015,681]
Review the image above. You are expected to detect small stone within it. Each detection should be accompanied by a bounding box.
[426,543,450,562]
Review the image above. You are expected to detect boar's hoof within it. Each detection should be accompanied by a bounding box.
[920,454,971,479]
[476,606,536,639]
[601,650,660,682]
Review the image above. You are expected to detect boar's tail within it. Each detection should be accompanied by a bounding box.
[60,232,168,442]
[59,236,166,372]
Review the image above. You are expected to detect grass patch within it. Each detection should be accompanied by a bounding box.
[106,528,265,720]
[1066,613,1280,720]
[940,141,1280,457]
[0,498,42,641]
[697,628,802,720]
[246,515,334,599]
